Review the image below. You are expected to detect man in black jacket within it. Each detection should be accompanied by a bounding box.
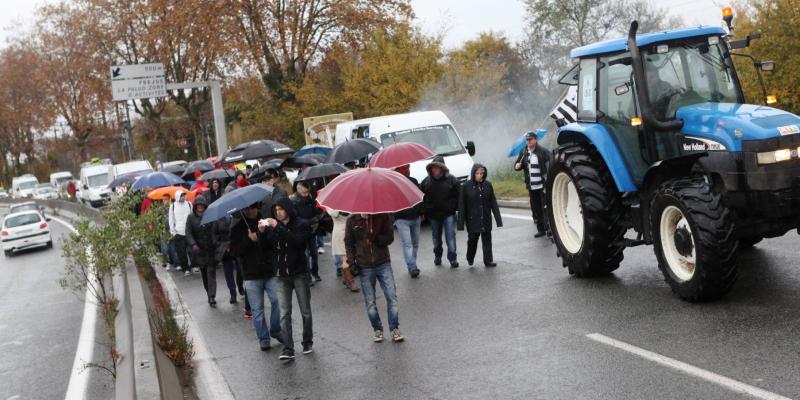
[203,178,225,205]
[260,197,314,361]
[458,164,503,267]
[258,169,288,219]
[291,182,323,282]
[393,164,423,277]
[345,213,404,343]
[231,204,282,351]
[185,197,217,306]
[420,156,460,268]
[514,130,551,237]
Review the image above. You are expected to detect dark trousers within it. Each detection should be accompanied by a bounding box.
[200,263,217,298]
[528,189,546,233]
[277,275,313,351]
[173,234,189,269]
[466,231,493,264]
[222,258,244,298]
[305,237,319,277]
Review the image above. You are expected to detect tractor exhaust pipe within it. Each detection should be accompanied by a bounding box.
[627,21,684,132]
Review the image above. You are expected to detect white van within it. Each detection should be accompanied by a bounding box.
[49,171,73,196]
[110,160,154,180]
[11,175,40,199]
[334,111,476,183]
[77,164,112,207]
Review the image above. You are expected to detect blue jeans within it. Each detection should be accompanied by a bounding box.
[222,259,244,298]
[276,275,313,350]
[244,278,282,348]
[430,215,457,263]
[358,263,399,331]
[305,237,319,276]
[160,236,178,266]
[394,217,421,272]
[334,255,343,272]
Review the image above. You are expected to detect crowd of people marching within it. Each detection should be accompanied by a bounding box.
[144,130,549,361]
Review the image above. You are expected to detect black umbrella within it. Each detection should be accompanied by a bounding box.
[296,163,349,182]
[223,140,294,163]
[325,138,381,164]
[200,184,273,227]
[160,163,186,176]
[108,173,139,191]
[280,155,321,169]
[249,163,282,183]
[197,169,236,182]
[182,160,215,179]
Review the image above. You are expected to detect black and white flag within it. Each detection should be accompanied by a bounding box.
[549,86,578,127]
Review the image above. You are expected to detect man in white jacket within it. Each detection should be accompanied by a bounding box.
[169,190,193,275]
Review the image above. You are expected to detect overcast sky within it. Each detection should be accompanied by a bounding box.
[0,0,725,49]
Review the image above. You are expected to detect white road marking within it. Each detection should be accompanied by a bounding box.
[586,333,791,400]
[501,213,533,221]
[50,217,98,400]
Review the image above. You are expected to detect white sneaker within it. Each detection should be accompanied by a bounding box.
[175,266,183,271]
[317,248,325,254]
[391,328,404,342]
[192,267,200,273]
[164,264,173,271]
[184,270,191,276]
[373,330,384,343]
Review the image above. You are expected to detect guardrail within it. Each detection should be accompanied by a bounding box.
[1,198,158,400]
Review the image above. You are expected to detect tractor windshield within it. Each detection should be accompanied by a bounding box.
[644,38,740,119]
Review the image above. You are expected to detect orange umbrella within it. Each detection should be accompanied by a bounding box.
[147,186,191,201]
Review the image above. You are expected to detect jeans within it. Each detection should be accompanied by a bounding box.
[358,262,399,331]
[222,259,244,298]
[244,278,282,347]
[159,236,178,266]
[276,275,313,350]
[305,237,319,277]
[334,255,343,272]
[430,215,457,263]
[316,234,325,249]
[394,217,421,272]
[529,189,546,233]
[467,231,493,264]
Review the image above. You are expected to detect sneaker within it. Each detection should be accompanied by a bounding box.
[434,257,442,266]
[391,328,404,342]
[313,274,322,282]
[450,261,459,269]
[165,264,172,271]
[373,330,384,343]
[175,266,183,271]
[192,267,201,273]
[302,344,313,355]
[410,269,420,278]
[243,310,252,320]
[260,344,271,352]
[534,231,546,238]
[184,270,191,276]
[279,348,295,361]
[484,262,497,267]
[317,248,325,254]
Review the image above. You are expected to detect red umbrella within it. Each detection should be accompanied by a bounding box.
[368,142,435,169]
[316,167,423,214]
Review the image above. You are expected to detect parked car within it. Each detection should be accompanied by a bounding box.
[0,188,8,199]
[1,210,52,257]
[33,184,59,200]
[8,202,46,220]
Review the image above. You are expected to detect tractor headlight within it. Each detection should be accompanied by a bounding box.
[757,149,793,165]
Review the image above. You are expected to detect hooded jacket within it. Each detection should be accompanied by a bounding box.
[185,196,215,265]
[230,209,274,280]
[514,144,551,189]
[168,191,192,236]
[457,164,503,233]
[344,213,394,268]
[259,184,289,219]
[291,192,323,232]
[203,178,225,205]
[265,197,313,277]
[420,156,460,219]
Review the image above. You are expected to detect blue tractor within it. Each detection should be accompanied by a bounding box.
[546,11,800,301]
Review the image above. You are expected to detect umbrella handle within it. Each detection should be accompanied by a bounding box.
[240,210,252,232]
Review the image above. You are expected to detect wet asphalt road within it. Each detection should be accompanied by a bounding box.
[170,206,800,400]
[0,204,112,400]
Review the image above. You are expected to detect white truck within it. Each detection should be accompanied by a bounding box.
[110,160,154,180]
[49,171,74,197]
[334,111,476,183]
[11,174,40,199]
[77,163,112,207]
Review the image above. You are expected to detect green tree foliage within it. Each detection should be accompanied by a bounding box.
[732,0,800,113]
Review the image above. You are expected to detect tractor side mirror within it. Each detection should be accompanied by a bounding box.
[83,184,88,190]
[465,141,476,156]
[614,83,631,96]
[759,61,775,72]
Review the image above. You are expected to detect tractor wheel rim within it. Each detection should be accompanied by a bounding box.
[552,172,583,254]
[660,205,696,281]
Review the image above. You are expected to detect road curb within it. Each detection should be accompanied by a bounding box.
[497,198,528,209]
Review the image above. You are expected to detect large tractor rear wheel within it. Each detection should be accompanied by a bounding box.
[546,144,627,276]
[651,177,738,302]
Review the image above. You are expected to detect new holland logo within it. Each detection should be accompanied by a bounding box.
[777,125,800,136]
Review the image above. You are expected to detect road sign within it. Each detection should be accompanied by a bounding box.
[110,63,167,102]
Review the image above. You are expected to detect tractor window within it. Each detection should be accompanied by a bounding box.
[598,53,649,183]
[577,58,597,122]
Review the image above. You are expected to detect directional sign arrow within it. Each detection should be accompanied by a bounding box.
[112,67,121,78]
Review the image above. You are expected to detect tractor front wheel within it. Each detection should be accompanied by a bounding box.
[546,144,627,276]
[651,177,738,302]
